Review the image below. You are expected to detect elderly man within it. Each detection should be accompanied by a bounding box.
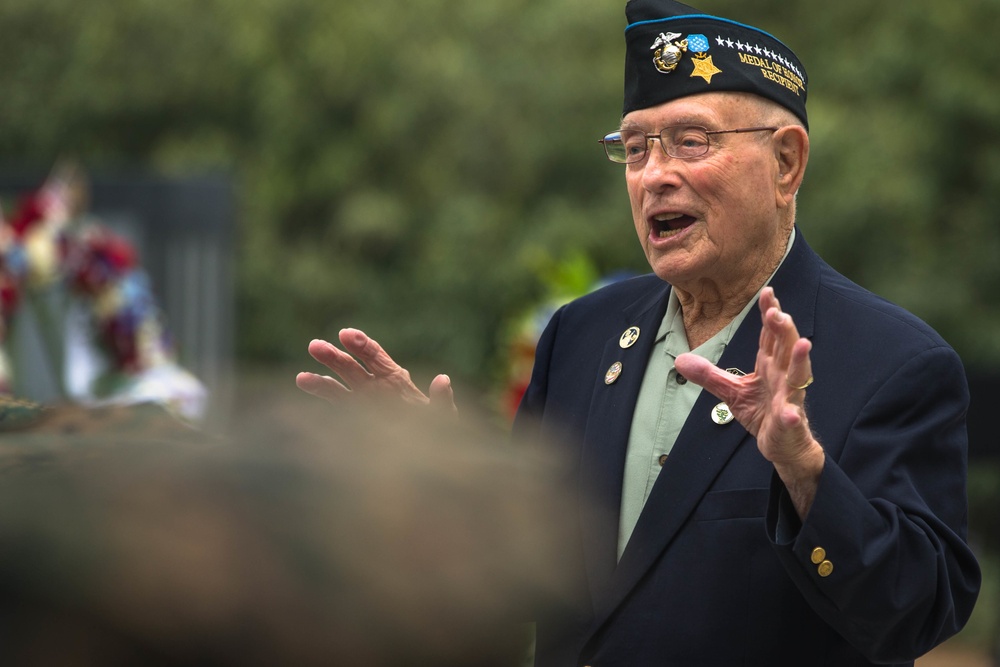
[298,1,981,664]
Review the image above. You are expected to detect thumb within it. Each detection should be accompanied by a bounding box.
[429,374,457,412]
[673,353,741,402]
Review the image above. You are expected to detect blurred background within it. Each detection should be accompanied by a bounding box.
[0,0,998,663]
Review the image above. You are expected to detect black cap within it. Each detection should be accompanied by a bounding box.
[623,0,808,128]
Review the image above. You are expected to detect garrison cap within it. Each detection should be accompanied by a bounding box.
[623,0,808,128]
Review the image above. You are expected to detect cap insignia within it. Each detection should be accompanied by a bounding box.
[686,33,722,84]
[650,32,688,74]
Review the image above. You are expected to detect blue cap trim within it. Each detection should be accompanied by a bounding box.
[625,14,795,56]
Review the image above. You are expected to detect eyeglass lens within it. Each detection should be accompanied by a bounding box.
[603,126,710,163]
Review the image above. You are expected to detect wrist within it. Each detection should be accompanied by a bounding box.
[773,441,825,520]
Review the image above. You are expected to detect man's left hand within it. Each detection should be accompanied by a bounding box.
[674,287,824,518]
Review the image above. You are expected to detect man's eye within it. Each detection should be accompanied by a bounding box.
[623,135,647,156]
[675,132,707,149]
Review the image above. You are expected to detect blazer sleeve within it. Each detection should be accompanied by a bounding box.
[766,344,982,663]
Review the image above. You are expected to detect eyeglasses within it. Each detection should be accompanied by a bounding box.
[598,125,779,164]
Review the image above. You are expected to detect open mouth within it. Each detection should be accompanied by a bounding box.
[651,213,696,238]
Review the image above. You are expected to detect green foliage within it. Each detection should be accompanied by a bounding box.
[2,0,999,393]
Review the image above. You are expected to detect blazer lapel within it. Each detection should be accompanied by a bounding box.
[587,228,822,632]
[595,316,762,623]
[577,280,671,611]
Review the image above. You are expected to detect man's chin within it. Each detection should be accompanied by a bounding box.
[646,253,699,286]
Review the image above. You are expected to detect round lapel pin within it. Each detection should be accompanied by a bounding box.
[711,402,734,425]
[605,362,623,385]
[619,327,640,349]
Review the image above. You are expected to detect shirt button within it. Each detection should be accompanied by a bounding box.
[675,373,687,385]
[659,454,669,466]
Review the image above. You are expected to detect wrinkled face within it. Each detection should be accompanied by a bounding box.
[622,92,787,291]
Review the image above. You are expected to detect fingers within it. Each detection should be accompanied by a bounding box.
[299,331,439,407]
[758,288,779,357]
[769,310,797,370]
[339,328,403,377]
[758,288,803,373]
[785,338,813,395]
[308,338,373,389]
[757,289,814,415]
[758,296,815,463]
[295,371,350,403]
[337,329,427,400]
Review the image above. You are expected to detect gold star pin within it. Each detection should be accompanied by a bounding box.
[690,54,722,84]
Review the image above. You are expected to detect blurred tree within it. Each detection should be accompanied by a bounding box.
[1,0,998,398]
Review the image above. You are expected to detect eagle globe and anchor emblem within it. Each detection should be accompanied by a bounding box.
[650,31,688,73]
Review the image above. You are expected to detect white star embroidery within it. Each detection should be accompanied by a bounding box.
[762,48,771,59]
[754,45,763,55]
[716,35,725,46]
[726,38,734,48]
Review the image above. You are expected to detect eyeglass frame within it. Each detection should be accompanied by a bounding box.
[598,125,780,164]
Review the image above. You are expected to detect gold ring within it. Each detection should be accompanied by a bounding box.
[787,376,813,391]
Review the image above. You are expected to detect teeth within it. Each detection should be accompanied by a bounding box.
[653,213,684,222]
[657,228,683,238]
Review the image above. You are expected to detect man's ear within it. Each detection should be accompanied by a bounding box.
[773,125,809,209]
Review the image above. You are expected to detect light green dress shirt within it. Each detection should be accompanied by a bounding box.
[616,229,796,560]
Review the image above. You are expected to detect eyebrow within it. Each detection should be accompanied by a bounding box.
[619,118,707,131]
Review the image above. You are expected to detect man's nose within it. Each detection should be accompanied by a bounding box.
[641,139,682,191]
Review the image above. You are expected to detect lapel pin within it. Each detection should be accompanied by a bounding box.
[605,362,624,385]
[619,326,640,349]
[711,402,735,425]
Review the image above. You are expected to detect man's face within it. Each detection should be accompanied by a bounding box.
[622,93,787,291]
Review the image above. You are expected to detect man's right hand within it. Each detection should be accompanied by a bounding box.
[296,328,455,410]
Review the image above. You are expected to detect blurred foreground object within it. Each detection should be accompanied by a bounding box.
[0,397,580,666]
[0,165,206,422]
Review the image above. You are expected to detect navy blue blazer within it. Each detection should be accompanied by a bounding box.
[514,231,981,666]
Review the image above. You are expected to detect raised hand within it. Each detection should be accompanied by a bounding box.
[296,328,456,411]
[673,287,824,517]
